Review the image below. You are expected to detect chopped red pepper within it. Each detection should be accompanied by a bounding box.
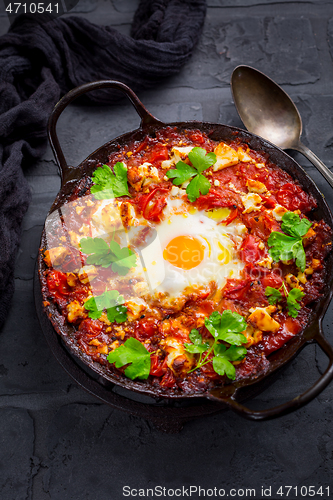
[140,187,170,221]
[150,356,168,377]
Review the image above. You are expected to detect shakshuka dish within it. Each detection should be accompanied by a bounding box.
[41,126,332,394]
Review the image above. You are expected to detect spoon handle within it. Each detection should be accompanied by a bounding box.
[295,142,333,189]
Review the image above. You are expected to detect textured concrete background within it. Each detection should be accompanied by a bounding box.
[1,1,333,499]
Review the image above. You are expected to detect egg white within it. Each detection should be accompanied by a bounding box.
[144,196,246,296]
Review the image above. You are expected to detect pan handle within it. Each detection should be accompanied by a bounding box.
[47,80,163,182]
[207,325,333,420]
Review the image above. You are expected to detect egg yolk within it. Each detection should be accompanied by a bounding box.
[163,235,205,270]
[217,241,231,264]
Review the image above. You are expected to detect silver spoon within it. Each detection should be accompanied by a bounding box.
[231,65,333,189]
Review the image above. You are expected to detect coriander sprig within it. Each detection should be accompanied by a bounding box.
[267,212,312,272]
[184,329,210,367]
[166,147,216,202]
[80,236,137,276]
[265,283,305,318]
[84,289,127,323]
[107,337,152,380]
[91,162,130,199]
[185,310,248,380]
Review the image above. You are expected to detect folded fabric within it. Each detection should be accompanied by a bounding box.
[0,0,207,328]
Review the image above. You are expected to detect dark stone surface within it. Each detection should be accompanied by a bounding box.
[1,1,333,499]
[0,409,37,499]
[169,15,321,88]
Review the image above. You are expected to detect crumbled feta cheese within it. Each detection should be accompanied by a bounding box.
[125,298,147,321]
[257,255,273,269]
[44,246,70,267]
[161,145,193,170]
[285,273,303,290]
[248,306,280,333]
[68,230,80,247]
[67,300,86,323]
[270,204,288,221]
[128,162,160,190]
[241,193,262,213]
[246,179,267,194]
[228,182,243,194]
[237,147,253,163]
[213,142,239,171]
[119,201,137,227]
[78,265,98,284]
[172,146,193,156]
[75,206,85,215]
[171,185,180,197]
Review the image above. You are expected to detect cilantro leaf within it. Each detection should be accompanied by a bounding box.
[267,232,299,262]
[184,344,207,355]
[189,329,205,345]
[267,233,306,271]
[265,282,304,318]
[91,162,130,199]
[80,237,137,275]
[212,344,247,379]
[184,329,210,354]
[166,161,197,185]
[212,356,236,379]
[94,289,123,309]
[214,343,247,360]
[83,297,104,320]
[204,310,247,345]
[187,310,248,378]
[281,212,312,238]
[80,237,110,267]
[213,343,227,356]
[265,286,283,305]
[106,305,128,323]
[286,288,305,318]
[107,337,151,380]
[84,290,127,323]
[291,239,307,272]
[188,147,216,173]
[186,173,211,203]
[267,211,312,272]
[166,147,216,202]
[108,240,137,276]
[223,345,247,361]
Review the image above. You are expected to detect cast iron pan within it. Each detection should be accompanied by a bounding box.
[36,80,333,421]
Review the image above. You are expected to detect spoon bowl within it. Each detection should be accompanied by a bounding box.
[231,65,333,189]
